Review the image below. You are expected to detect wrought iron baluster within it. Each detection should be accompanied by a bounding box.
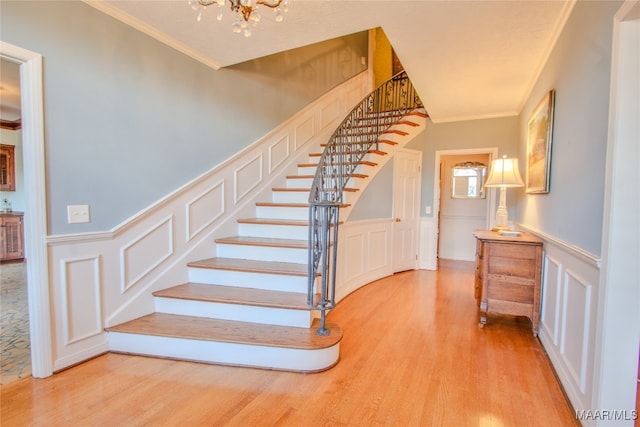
[307,71,423,335]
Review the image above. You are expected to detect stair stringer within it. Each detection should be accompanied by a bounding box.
[99,72,369,330]
[105,85,426,374]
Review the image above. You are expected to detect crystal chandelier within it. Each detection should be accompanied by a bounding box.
[189,0,289,37]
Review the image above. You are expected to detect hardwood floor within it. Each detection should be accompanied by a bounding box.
[1,261,579,426]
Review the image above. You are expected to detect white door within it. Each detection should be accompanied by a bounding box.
[438,153,490,261]
[392,149,422,273]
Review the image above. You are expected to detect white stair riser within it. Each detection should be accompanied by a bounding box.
[188,267,310,293]
[286,177,314,188]
[256,205,308,220]
[108,333,340,372]
[154,298,313,328]
[307,151,384,165]
[298,163,373,176]
[238,223,309,240]
[272,190,356,204]
[272,190,310,204]
[286,176,367,188]
[216,243,308,264]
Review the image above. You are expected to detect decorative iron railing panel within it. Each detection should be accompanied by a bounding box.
[308,71,423,335]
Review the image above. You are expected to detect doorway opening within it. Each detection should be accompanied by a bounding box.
[432,148,497,267]
[0,41,53,379]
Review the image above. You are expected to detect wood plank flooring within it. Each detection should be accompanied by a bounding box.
[1,262,581,426]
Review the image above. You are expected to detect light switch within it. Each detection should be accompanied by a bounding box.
[67,205,90,224]
[425,206,432,215]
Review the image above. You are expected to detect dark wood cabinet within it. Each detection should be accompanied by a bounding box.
[0,144,16,191]
[473,229,543,335]
[0,212,24,262]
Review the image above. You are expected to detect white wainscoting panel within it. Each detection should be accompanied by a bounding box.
[294,117,315,151]
[336,219,393,302]
[438,215,485,262]
[60,255,103,345]
[269,134,290,174]
[320,99,340,129]
[120,216,174,293]
[186,181,225,242]
[234,154,263,204]
[540,254,562,345]
[343,232,366,282]
[419,217,438,271]
[45,72,370,372]
[561,269,593,395]
[522,225,601,418]
[368,229,390,275]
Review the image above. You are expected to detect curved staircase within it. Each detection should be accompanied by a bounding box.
[106,80,427,373]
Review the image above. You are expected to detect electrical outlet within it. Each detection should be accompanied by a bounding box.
[67,205,90,224]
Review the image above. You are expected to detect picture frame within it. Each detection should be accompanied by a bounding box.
[526,89,555,194]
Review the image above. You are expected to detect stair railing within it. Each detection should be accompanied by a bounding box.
[308,70,423,335]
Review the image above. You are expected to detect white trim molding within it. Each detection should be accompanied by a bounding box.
[0,41,53,378]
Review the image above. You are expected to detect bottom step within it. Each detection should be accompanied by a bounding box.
[106,313,342,373]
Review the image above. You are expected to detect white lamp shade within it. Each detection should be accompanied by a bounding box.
[485,156,525,188]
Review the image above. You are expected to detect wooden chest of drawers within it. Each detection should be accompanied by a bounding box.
[473,230,543,335]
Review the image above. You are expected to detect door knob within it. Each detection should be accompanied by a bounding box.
[395,218,401,222]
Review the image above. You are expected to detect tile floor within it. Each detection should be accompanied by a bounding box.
[0,261,31,385]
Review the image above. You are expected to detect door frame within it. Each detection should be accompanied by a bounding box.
[428,147,498,269]
[593,0,640,415]
[0,41,53,378]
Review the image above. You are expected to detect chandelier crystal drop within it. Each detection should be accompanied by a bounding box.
[188,0,289,36]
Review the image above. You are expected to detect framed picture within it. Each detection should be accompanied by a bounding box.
[526,90,555,194]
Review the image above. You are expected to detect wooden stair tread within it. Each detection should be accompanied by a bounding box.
[237,218,308,226]
[384,129,409,136]
[107,313,342,350]
[188,257,309,276]
[153,282,315,309]
[255,202,350,208]
[397,120,420,126]
[308,149,387,157]
[271,187,359,193]
[321,140,396,147]
[256,202,309,207]
[286,174,368,179]
[298,161,377,167]
[408,111,428,118]
[215,236,307,249]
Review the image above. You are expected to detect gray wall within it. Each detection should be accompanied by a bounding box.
[1,1,367,235]
[348,161,394,220]
[516,0,621,256]
[348,116,520,222]
[415,116,520,218]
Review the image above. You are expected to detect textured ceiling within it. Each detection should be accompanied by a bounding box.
[89,0,575,123]
[2,1,576,124]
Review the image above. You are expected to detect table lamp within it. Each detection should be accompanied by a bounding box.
[484,155,524,230]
